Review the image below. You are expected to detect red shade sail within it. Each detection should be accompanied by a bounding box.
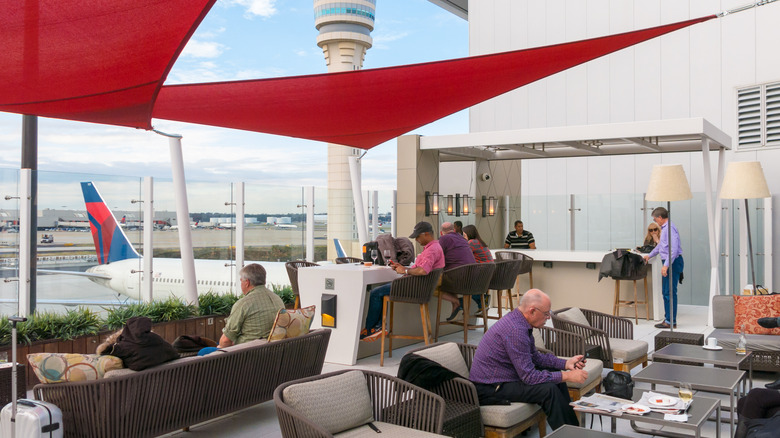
[0,0,215,129]
[153,15,716,149]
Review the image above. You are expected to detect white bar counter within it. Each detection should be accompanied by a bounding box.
[493,249,663,320]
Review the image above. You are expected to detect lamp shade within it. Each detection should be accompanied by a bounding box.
[645,164,693,202]
[719,161,771,199]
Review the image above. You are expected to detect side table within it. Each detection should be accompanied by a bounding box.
[654,331,704,366]
[0,363,27,406]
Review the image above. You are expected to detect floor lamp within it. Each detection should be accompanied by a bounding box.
[645,164,692,332]
[719,161,771,296]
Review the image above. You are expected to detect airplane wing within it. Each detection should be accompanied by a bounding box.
[37,269,112,280]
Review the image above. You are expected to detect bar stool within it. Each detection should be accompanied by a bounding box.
[494,251,534,310]
[612,265,649,324]
[434,263,496,343]
[379,269,442,366]
[486,259,525,320]
[284,260,319,309]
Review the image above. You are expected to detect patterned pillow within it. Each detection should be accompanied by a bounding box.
[268,305,315,341]
[27,353,124,384]
[733,295,780,335]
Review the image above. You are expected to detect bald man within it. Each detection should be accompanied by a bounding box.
[469,289,587,430]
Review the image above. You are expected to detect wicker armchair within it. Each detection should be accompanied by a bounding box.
[380,269,443,366]
[274,369,445,437]
[552,307,648,373]
[285,260,319,308]
[335,256,363,264]
[487,259,526,320]
[435,263,496,343]
[494,251,534,306]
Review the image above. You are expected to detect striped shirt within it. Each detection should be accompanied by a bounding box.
[505,230,535,249]
[469,310,566,385]
[468,239,494,263]
[223,285,285,344]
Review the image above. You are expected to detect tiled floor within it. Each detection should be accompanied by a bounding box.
[161,304,774,437]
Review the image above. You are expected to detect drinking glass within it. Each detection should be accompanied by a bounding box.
[371,249,378,266]
[383,249,392,265]
[678,382,693,403]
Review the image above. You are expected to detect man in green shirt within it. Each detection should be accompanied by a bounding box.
[219,263,284,347]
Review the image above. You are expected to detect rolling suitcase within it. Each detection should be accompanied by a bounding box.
[0,315,63,437]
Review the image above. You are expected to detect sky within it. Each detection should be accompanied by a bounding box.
[0,0,469,207]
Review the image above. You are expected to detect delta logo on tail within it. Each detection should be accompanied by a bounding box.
[81,182,140,265]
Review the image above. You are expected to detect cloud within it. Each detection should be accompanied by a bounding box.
[181,39,226,58]
[230,0,278,18]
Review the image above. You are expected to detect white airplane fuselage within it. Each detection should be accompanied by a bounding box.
[86,258,290,301]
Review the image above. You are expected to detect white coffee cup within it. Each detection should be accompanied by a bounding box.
[707,337,718,348]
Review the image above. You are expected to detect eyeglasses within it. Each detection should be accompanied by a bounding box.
[648,229,659,233]
[533,307,551,318]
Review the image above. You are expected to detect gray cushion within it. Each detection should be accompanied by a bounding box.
[414,343,469,378]
[709,328,780,352]
[609,338,648,362]
[558,357,603,389]
[532,328,546,351]
[556,308,591,327]
[104,368,137,378]
[283,371,374,434]
[480,402,541,428]
[335,421,441,437]
[221,338,268,352]
[712,295,735,329]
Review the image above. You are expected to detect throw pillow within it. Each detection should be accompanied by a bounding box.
[283,370,373,434]
[28,353,123,384]
[413,342,470,378]
[733,295,780,335]
[556,307,591,327]
[268,305,315,341]
[531,328,548,351]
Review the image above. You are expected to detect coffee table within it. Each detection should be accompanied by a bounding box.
[546,424,626,438]
[580,388,720,438]
[634,362,745,437]
[652,343,753,389]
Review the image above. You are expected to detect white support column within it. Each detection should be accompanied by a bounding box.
[391,190,397,237]
[371,190,379,240]
[18,169,31,317]
[702,139,725,326]
[763,197,773,292]
[235,182,245,290]
[724,203,732,295]
[739,201,748,292]
[142,177,154,303]
[166,134,198,306]
[348,156,368,246]
[504,195,510,236]
[305,186,315,262]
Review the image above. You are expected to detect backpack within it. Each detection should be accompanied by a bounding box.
[603,370,634,400]
[362,241,385,265]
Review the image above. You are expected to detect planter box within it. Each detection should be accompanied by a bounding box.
[0,315,227,388]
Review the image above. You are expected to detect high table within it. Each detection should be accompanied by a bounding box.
[652,343,753,390]
[297,263,400,365]
[633,362,746,437]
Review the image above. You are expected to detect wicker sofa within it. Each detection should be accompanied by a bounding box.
[710,295,780,372]
[33,329,331,438]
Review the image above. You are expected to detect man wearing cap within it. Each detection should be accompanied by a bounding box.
[360,221,445,341]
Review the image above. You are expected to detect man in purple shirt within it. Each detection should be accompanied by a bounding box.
[643,207,684,329]
[438,222,478,321]
[470,289,587,430]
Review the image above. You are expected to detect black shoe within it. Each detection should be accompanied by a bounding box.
[758,317,780,329]
[447,305,463,321]
[766,378,780,390]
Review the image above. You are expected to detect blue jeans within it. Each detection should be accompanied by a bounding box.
[364,283,391,331]
[661,256,684,324]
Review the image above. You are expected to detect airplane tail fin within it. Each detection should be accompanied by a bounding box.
[81,182,140,264]
[333,238,347,258]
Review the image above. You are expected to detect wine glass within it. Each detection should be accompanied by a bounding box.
[383,249,392,265]
[371,249,378,266]
[678,382,693,404]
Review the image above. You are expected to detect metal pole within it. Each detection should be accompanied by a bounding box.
[142,177,154,302]
[745,199,757,296]
[391,190,397,238]
[18,170,32,317]
[21,116,37,314]
[668,201,674,332]
[235,182,245,286]
[371,190,379,240]
[305,186,315,262]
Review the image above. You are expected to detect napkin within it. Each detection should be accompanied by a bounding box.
[663,414,689,422]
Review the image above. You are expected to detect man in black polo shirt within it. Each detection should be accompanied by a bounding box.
[504,220,536,249]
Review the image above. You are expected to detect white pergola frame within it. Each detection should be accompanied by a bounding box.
[420,117,730,326]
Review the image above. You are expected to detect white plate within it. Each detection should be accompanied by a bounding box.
[702,345,723,351]
[622,404,651,415]
[648,396,678,407]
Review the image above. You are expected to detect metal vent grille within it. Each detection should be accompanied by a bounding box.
[737,81,780,149]
[766,83,780,145]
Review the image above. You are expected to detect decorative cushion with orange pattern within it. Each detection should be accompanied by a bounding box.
[733,295,780,335]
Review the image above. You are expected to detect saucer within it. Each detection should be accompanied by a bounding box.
[702,345,723,351]
[648,396,678,407]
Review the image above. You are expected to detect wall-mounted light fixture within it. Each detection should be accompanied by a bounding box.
[446,195,454,215]
[462,194,469,215]
[482,196,496,217]
[425,191,439,216]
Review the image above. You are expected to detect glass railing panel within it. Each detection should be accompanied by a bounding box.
[244,183,307,263]
[0,168,20,316]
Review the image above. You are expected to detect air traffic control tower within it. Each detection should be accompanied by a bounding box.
[314,1,376,259]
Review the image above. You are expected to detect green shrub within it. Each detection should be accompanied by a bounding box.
[0,308,101,346]
[270,283,295,306]
[198,292,239,316]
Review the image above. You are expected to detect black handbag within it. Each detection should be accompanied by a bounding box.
[603,370,634,400]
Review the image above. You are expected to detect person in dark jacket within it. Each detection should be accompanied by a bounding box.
[97,316,179,371]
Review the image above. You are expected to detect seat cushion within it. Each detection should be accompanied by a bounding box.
[709,328,780,352]
[712,295,735,329]
[335,421,441,437]
[560,357,603,389]
[480,402,542,428]
[608,338,648,362]
[283,370,374,434]
[556,308,591,327]
[414,343,470,378]
[221,338,267,352]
